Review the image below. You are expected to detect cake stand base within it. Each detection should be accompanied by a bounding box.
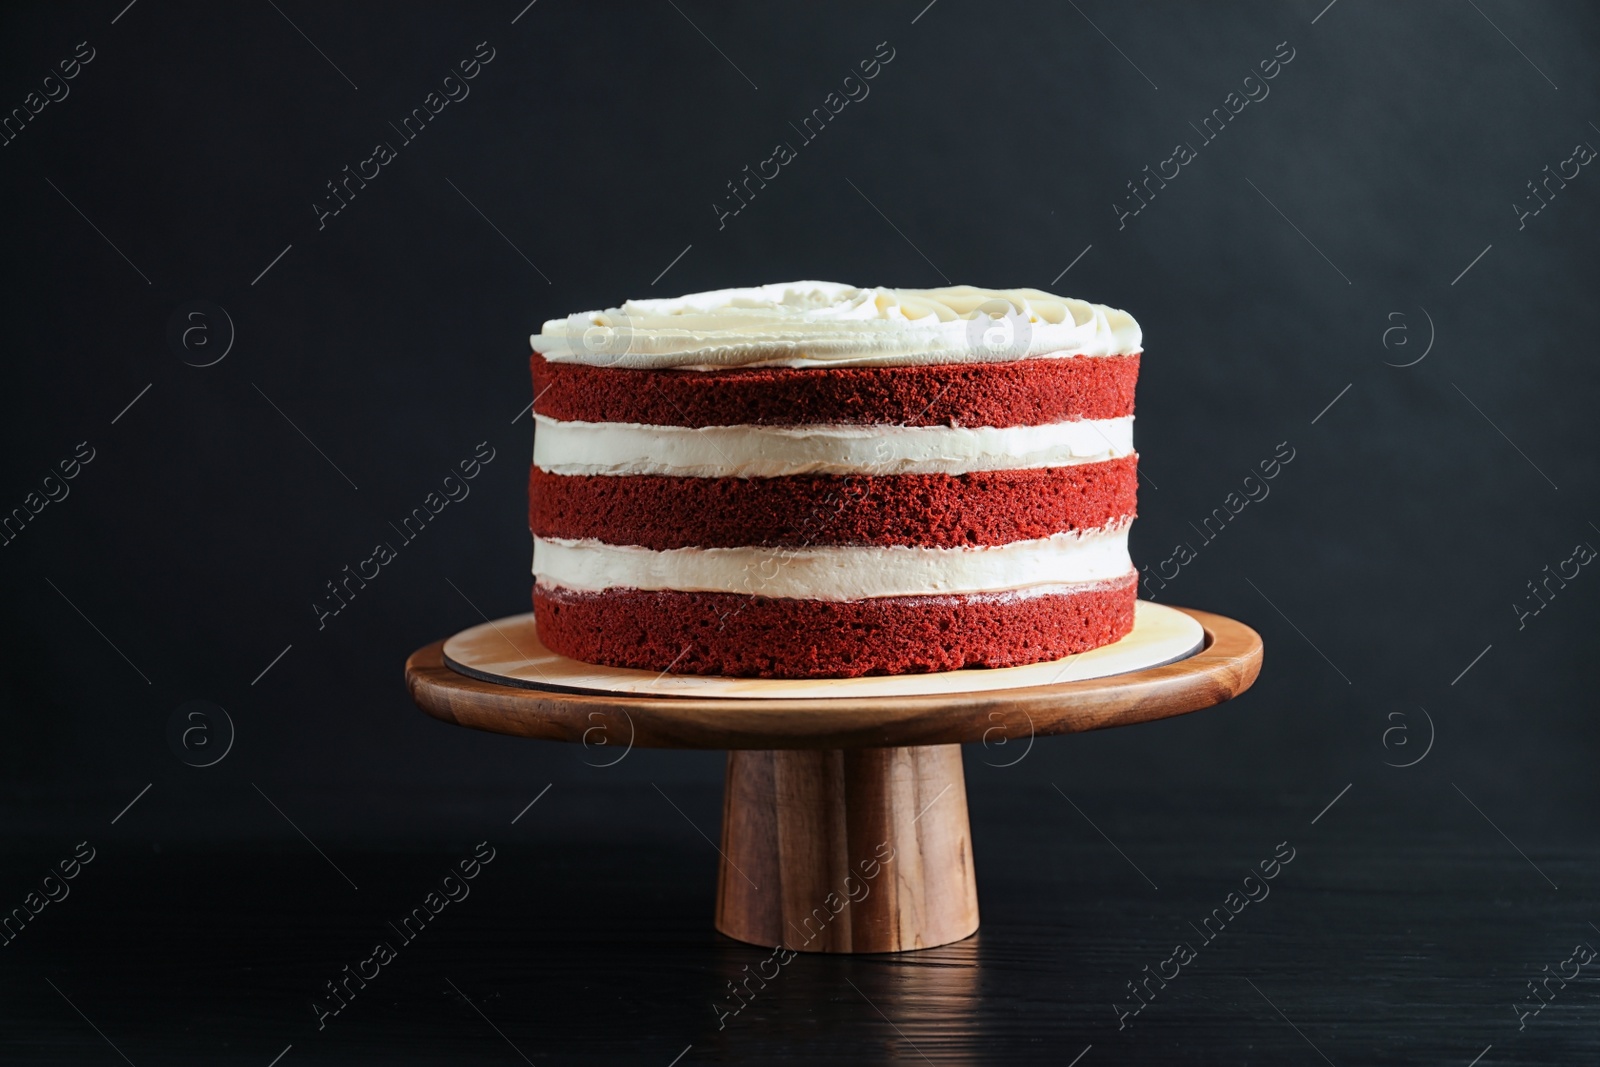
[405,606,1263,955]
[715,745,977,954]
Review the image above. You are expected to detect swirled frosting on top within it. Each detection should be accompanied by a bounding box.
[531,281,1141,370]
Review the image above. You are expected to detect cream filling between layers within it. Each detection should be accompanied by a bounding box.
[532,525,1132,601]
[533,414,1134,478]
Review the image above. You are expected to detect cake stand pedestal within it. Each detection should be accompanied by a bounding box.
[404,606,1261,954]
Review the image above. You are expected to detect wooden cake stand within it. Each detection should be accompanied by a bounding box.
[405,605,1261,954]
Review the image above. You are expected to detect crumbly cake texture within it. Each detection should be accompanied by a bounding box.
[530,351,1139,427]
[529,459,1137,550]
[533,574,1138,679]
[527,282,1142,679]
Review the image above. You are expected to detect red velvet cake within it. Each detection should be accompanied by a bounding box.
[528,282,1142,678]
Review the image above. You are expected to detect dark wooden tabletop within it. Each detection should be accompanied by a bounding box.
[3,777,1594,1065]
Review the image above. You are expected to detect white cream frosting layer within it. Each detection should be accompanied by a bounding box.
[532,526,1132,601]
[533,414,1133,478]
[531,281,1141,370]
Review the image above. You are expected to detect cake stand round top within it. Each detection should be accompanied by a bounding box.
[405,605,1262,751]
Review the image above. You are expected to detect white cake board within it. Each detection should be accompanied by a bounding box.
[441,600,1204,701]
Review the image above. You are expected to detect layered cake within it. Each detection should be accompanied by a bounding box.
[528,282,1141,678]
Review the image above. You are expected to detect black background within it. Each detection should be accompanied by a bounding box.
[2,2,1597,1064]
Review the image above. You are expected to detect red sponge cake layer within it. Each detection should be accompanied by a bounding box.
[530,457,1137,550]
[532,351,1138,428]
[533,573,1137,678]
